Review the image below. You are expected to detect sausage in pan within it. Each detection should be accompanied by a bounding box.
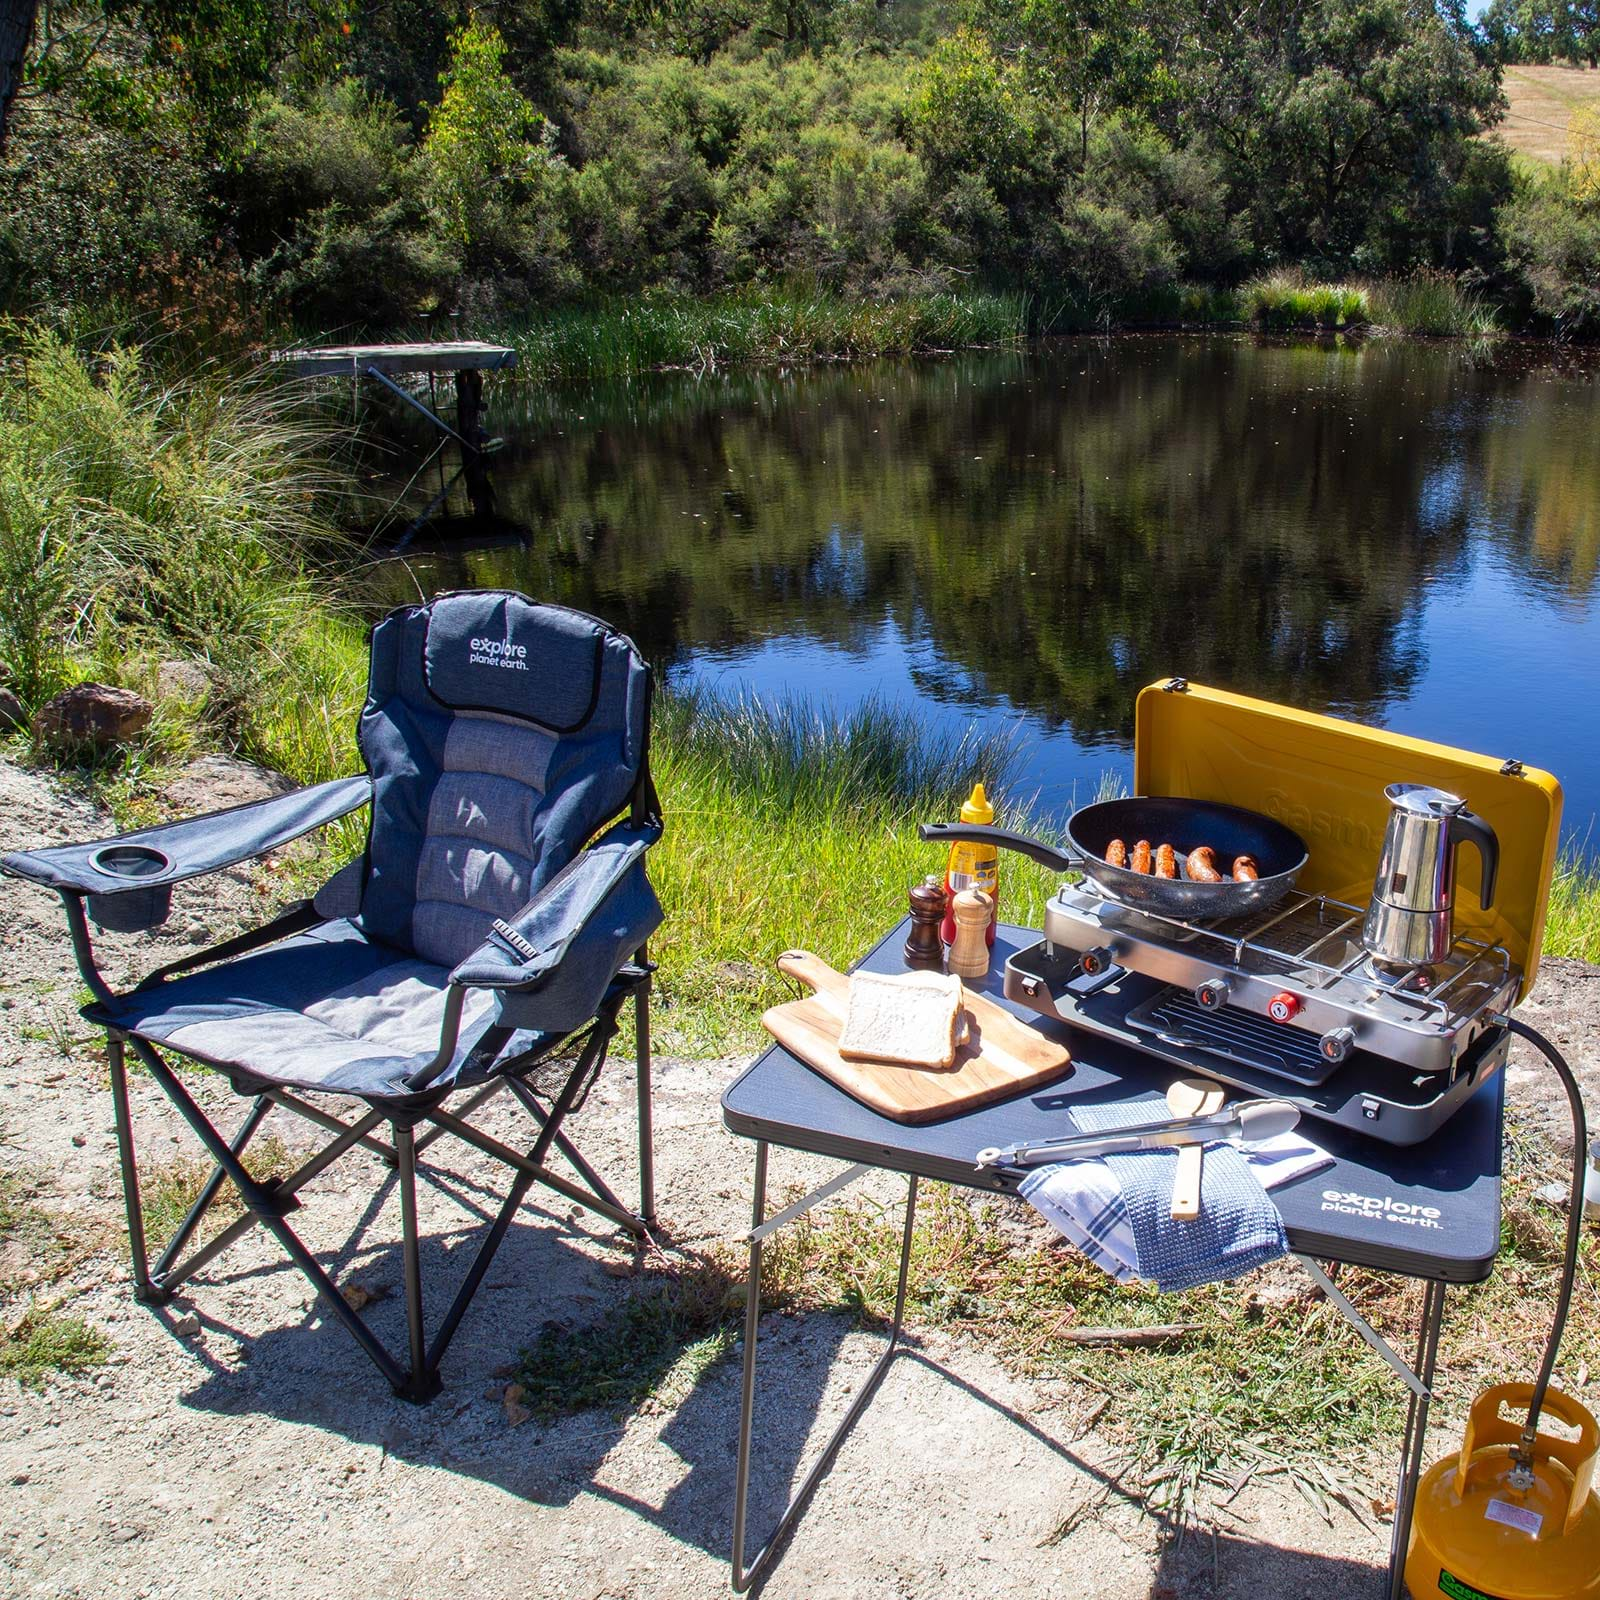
[1105,838,1128,869]
[1186,846,1224,883]
[1154,843,1178,879]
[1232,854,1260,882]
[1130,839,1153,875]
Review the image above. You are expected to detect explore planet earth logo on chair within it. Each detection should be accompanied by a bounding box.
[469,635,529,671]
[1321,1188,1444,1229]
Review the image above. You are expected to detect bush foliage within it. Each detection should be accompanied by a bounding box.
[5,0,1591,334]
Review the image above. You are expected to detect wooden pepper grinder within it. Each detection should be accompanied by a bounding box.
[947,888,994,979]
[904,874,948,969]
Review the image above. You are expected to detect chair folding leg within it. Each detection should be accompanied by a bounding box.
[107,1035,156,1303]
[412,1078,505,1158]
[505,1078,629,1217]
[634,955,656,1225]
[125,1035,411,1394]
[154,1102,388,1296]
[393,1125,442,1402]
[151,1097,272,1283]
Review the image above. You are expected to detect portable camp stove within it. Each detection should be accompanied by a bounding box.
[1003,882,1520,1143]
[994,678,1565,1146]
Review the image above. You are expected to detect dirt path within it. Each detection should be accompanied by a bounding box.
[0,757,1592,1600]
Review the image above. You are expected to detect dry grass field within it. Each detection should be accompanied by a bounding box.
[1500,63,1600,166]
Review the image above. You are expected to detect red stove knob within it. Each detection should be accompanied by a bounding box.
[1079,945,1115,977]
[1267,991,1302,1023]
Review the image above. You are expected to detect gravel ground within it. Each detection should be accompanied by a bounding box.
[0,757,1594,1600]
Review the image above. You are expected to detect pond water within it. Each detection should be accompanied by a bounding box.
[372,335,1600,838]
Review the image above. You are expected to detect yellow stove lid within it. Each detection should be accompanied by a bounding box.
[1134,679,1563,1000]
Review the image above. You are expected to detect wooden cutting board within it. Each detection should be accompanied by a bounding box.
[762,950,1072,1124]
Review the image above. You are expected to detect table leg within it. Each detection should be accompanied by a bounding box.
[731,1143,919,1592]
[1385,1279,1447,1600]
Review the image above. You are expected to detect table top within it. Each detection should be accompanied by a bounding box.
[723,921,1504,1283]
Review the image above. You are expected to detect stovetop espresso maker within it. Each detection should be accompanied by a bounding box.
[1362,783,1500,969]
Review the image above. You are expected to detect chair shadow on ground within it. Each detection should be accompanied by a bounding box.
[168,1146,1392,1596]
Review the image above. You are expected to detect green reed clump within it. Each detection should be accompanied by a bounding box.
[495,289,1028,383]
[646,689,1068,1051]
[1368,271,1501,338]
[1544,849,1600,964]
[1242,271,1370,331]
[0,324,362,769]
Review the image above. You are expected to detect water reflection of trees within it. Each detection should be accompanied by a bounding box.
[372,337,1600,744]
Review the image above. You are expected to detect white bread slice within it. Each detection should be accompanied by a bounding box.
[836,969,966,1068]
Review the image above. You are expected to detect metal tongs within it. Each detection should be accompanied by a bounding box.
[974,1098,1301,1170]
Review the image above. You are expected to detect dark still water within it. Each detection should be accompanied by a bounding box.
[372,335,1600,835]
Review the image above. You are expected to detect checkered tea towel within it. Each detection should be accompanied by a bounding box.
[1016,1098,1332,1293]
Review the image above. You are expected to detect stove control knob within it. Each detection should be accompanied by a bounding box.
[1194,979,1230,1011]
[1079,945,1116,977]
[1319,1026,1356,1063]
[1266,991,1303,1023]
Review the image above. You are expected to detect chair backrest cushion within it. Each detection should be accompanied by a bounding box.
[355,591,651,968]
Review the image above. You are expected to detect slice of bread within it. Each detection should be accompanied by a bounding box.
[836,969,966,1068]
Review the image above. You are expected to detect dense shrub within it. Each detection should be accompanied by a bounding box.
[1499,181,1600,334]
[233,82,457,325]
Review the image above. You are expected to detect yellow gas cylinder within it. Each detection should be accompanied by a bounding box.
[1407,1383,1600,1600]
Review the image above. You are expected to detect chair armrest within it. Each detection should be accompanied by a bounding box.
[450,820,662,995]
[0,775,371,898]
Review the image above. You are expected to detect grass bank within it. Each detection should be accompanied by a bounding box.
[488,288,1030,383]
[479,274,1505,380]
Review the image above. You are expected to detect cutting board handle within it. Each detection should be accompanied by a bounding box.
[777,949,849,999]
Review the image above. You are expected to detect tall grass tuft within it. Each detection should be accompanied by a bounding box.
[1368,272,1501,339]
[0,325,362,766]
[491,289,1028,383]
[1544,848,1600,965]
[1241,271,1370,331]
[646,690,1068,1051]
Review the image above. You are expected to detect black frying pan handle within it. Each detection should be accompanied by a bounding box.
[918,822,1079,873]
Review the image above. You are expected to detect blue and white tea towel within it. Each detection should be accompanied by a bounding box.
[1017,1099,1332,1293]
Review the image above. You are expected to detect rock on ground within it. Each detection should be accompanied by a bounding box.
[0,757,1594,1600]
[30,685,153,754]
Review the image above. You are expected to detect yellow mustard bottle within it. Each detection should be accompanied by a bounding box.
[941,782,998,949]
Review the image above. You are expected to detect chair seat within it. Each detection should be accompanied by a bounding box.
[87,920,547,1101]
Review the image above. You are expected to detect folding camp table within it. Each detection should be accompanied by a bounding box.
[722,921,1504,1596]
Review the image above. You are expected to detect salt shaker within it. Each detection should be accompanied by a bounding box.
[947,888,994,979]
[904,874,947,969]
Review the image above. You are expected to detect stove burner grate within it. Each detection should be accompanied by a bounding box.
[1124,986,1342,1086]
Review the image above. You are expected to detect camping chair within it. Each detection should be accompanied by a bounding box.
[1,591,664,1402]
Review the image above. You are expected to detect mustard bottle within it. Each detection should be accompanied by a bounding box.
[941,782,998,949]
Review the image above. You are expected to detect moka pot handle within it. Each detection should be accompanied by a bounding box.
[1448,806,1499,910]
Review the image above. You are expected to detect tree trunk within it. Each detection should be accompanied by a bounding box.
[0,0,38,157]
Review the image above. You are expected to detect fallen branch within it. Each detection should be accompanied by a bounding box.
[1056,1322,1199,1347]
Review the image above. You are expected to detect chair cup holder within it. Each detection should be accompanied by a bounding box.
[88,844,174,933]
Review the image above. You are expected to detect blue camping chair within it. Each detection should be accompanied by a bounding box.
[1,592,663,1401]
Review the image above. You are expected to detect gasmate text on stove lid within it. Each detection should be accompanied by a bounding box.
[1134,680,1562,1002]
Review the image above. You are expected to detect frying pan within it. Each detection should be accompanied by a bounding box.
[921,796,1310,920]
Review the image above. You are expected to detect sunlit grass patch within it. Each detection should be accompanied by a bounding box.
[139,1135,303,1245]
[1544,849,1600,964]
[0,1302,111,1390]
[1369,272,1501,339]
[1242,272,1370,331]
[493,289,1029,383]
[516,1251,742,1417]
[646,688,1067,1053]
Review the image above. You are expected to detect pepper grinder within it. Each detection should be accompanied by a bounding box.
[904,874,948,969]
[947,888,993,979]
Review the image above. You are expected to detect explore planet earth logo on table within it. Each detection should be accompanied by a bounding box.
[1321,1188,1444,1230]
